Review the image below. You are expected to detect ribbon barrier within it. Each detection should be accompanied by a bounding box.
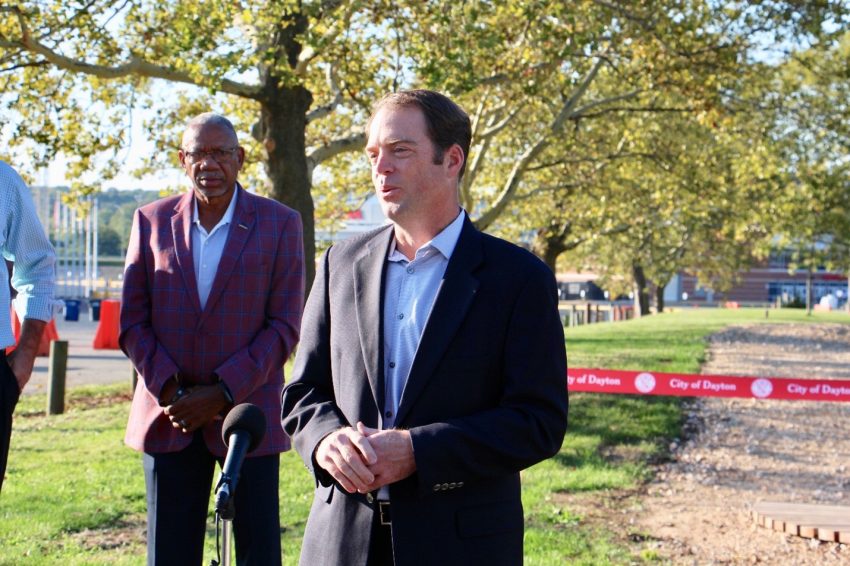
[568,368,850,403]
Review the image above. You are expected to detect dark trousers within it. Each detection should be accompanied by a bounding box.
[143,431,281,566]
[0,350,20,494]
[367,503,395,566]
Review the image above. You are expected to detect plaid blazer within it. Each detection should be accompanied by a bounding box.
[121,186,304,457]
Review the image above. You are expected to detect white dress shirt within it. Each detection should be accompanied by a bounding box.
[191,188,238,310]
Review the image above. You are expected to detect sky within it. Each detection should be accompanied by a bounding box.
[42,115,184,192]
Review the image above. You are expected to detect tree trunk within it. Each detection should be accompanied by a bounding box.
[655,284,665,314]
[632,262,650,317]
[532,232,568,273]
[806,268,813,316]
[261,87,316,292]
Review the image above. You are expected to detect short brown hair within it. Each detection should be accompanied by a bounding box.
[369,90,472,179]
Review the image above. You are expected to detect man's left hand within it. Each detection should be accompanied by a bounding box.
[164,384,230,433]
[8,318,47,391]
[7,349,36,391]
[357,422,416,490]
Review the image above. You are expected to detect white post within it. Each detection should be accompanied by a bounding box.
[84,195,92,299]
[62,200,69,297]
[92,197,99,296]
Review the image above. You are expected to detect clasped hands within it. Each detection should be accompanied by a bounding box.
[315,423,416,494]
[162,382,230,434]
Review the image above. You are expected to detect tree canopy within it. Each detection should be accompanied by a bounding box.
[2,1,848,294]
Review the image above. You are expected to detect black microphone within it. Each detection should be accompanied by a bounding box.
[214,403,266,518]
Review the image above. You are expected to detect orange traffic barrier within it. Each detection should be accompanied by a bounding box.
[93,299,121,350]
[6,308,59,356]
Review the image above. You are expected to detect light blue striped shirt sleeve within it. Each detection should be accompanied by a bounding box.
[0,161,58,347]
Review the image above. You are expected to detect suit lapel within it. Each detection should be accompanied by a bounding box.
[395,219,483,425]
[171,191,202,315]
[200,186,255,321]
[353,226,394,413]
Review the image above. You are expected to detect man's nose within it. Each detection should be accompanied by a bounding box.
[197,154,220,168]
[373,151,393,174]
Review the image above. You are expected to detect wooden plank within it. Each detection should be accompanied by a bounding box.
[799,525,818,539]
[752,501,850,543]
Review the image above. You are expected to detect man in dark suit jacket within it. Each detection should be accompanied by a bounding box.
[282,90,568,566]
[121,113,304,566]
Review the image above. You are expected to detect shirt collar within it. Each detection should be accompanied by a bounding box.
[192,185,239,231]
[388,208,466,262]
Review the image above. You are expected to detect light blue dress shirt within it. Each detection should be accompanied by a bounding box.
[378,210,465,500]
[382,209,466,428]
[0,161,59,349]
[191,188,238,310]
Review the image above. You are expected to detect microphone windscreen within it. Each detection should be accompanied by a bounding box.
[222,403,267,452]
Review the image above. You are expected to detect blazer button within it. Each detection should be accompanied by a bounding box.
[449,482,457,489]
[433,484,440,492]
[442,483,449,490]
[457,482,464,488]
[366,493,374,504]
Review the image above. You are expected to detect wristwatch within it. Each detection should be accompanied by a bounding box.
[217,380,234,405]
[168,384,189,405]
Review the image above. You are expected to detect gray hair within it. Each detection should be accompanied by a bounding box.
[184,112,238,143]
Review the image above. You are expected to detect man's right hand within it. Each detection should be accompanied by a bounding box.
[315,426,378,494]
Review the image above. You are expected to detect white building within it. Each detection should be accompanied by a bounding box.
[315,195,389,244]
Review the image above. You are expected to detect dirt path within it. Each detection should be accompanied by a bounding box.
[634,323,850,565]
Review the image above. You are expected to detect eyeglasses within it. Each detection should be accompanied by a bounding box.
[182,147,239,163]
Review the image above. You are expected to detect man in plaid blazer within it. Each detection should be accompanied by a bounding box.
[120,113,304,566]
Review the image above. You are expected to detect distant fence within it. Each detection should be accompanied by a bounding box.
[559,301,634,327]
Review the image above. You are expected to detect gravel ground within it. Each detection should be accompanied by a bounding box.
[634,323,850,565]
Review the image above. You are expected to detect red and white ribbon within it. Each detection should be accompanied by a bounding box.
[568,368,850,402]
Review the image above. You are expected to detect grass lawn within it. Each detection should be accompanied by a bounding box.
[0,307,846,564]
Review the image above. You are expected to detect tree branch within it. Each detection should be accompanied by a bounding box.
[1,5,262,99]
[569,90,643,118]
[480,106,522,138]
[306,131,366,168]
[0,59,50,73]
[576,105,696,120]
[474,54,608,229]
[563,223,630,252]
[306,65,343,123]
[294,0,352,76]
[514,182,583,202]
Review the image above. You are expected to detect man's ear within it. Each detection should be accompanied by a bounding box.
[445,144,465,176]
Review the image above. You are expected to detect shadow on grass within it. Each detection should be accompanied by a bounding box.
[553,393,683,477]
[572,393,681,443]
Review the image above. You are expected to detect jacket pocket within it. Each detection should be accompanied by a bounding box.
[456,499,523,539]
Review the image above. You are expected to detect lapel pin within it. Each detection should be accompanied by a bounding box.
[238,223,248,230]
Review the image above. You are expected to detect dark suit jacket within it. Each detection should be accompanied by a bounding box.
[121,186,304,457]
[282,217,568,565]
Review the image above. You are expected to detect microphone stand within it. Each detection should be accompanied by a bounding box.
[207,404,265,566]
[211,475,236,566]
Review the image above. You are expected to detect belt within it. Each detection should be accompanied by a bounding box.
[377,500,391,526]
